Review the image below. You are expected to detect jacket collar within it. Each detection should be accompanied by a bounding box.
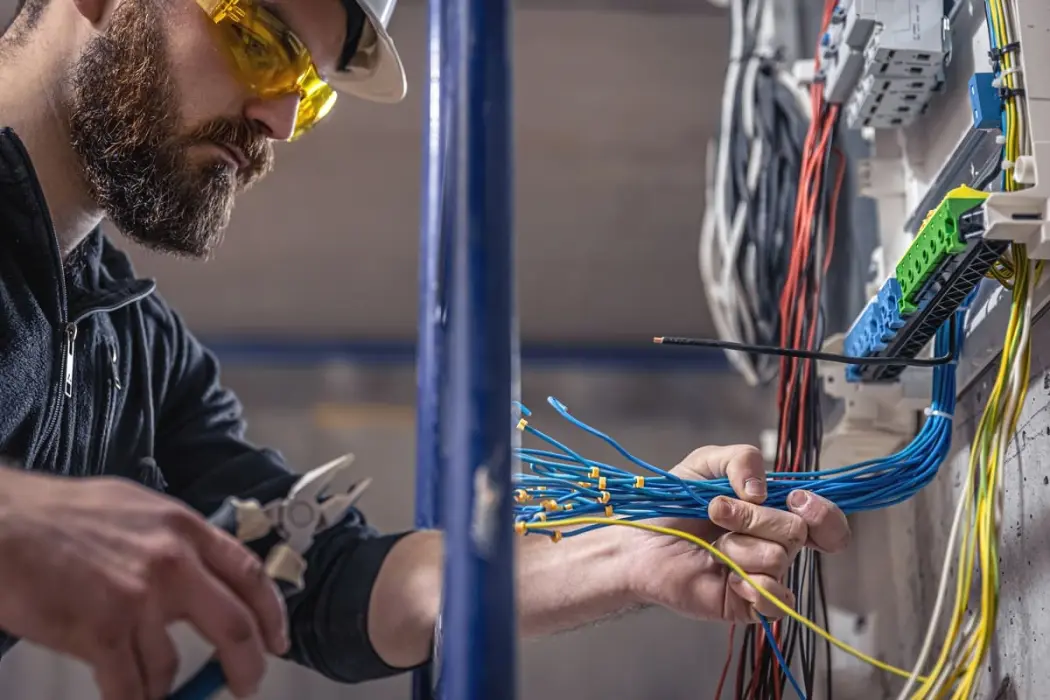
[0,127,155,324]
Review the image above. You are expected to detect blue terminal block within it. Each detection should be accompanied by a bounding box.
[844,278,909,382]
[968,72,1002,130]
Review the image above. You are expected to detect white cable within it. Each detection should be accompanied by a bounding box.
[700,0,760,384]
[699,0,806,385]
[895,470,972,699]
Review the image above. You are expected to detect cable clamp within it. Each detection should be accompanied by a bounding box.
[924,407,953,421]
[989,42,1021,62]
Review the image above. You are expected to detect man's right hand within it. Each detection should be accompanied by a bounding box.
[0,466,289,700]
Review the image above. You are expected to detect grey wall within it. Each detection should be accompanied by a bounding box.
[1,0,730,344]
[0,365,777,700]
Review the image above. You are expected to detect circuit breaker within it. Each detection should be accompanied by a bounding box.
[819,0,947,128]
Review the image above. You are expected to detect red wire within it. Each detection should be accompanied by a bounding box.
[744,3,840,696]
[715,625,736,700]
[791,109,839,474]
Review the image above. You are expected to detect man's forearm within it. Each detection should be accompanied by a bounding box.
[366,527,638,669]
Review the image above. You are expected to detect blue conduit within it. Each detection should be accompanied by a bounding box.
[411,0,454,693]
[432,0,518,695]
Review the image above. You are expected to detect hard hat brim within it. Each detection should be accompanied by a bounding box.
[328,5,407,104]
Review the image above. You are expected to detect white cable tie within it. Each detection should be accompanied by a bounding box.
[924,408,954,421]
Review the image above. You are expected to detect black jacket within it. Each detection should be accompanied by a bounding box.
[0,127,412,683]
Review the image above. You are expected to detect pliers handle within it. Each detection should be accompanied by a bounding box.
[167,456,370,700]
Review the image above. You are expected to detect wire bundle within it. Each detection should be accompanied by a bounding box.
[513,316,960,531]
[513,313,960,700]
[750,0,847,694]
[699,0,809,387]
[898,3,1040,696]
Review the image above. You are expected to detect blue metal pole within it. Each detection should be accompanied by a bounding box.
[415,0,452,567]
[439,0,517,695]
[411,0,452,695]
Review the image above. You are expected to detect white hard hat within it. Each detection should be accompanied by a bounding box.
[328,0,407,104]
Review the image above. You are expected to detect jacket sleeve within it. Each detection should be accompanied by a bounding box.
[149,301,419,683]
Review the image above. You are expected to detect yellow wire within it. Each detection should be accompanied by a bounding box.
[520,517,928,682]
[911,4,1036,696]
[919,254,1037,698]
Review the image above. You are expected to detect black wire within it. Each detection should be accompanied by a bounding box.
[768,111,837,700]
[655,313,958,368]
[817,553,832,700]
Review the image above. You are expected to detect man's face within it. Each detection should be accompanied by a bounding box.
[67,0,345,259]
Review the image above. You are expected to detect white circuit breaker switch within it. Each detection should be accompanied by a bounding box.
[857,0,946,68]
[846,72,942,129]
[843,0,947,129]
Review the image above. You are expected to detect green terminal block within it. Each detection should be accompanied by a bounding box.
[895,185,989,314]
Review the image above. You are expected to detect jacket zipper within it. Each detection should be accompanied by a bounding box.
[64,323,78,398]
[39,298,153,463]
[95,342,120,475]
[4,133,156,467]
[38,323,75,457]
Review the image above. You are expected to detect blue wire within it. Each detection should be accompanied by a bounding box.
[759,614,807,699]
[512,310,966,529]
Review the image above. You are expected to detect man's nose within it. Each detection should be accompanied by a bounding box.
[243,93,300,141]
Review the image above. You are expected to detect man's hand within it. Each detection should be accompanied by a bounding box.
[624,445,851,622]
[0,467,289,700]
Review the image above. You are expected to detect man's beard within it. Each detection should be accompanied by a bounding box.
[68,2,274,259]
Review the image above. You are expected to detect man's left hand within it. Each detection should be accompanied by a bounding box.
[622,445,851,623]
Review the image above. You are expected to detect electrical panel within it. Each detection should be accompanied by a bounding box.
[817,0,1050,475]
[819,0,947,128]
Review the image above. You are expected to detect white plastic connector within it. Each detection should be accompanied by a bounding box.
[983,141,1050,258]
[1014,155,1038,186]
[793,59,817,88]
[980,0,1050,259]
[818,333,929,466]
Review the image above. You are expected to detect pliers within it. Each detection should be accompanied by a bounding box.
[168,455,371,700]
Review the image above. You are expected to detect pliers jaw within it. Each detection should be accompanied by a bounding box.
[211,454,371,593]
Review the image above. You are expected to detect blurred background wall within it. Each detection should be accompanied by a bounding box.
[0,0,800,698]
[0,366,776,700]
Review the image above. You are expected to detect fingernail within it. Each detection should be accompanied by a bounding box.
[713,496,735,519]
[744,478,766,499]
[788,490,809,511]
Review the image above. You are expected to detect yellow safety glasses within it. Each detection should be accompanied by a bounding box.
[196,0,338,140]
